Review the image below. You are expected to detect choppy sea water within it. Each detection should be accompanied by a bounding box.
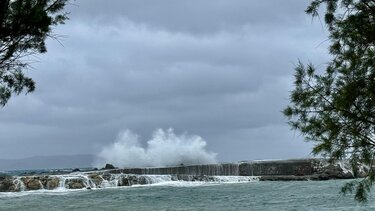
[1,179,374,211]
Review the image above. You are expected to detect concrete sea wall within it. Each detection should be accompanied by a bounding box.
[109,163,239,176]
[238,159,315,176]
[109,159,314,176]
[109,158,365,179]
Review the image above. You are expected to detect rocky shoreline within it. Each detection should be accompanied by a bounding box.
[0,159,369,192]
[0,173,258,192]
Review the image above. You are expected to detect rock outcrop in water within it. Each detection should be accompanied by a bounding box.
[0,159,369,192]
[103,164,116,170]
[0,173,257,192]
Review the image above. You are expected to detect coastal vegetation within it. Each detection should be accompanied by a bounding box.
[0,0,68,106]
[284,0,375,202]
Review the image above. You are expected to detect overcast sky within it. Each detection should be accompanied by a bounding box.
[0,0,330,162]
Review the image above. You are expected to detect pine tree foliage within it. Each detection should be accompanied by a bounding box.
[284,0,375,202]
[0,0,68,106]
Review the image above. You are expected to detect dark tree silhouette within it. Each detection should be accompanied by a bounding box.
[0,0,68,106]
[285,0,375,202]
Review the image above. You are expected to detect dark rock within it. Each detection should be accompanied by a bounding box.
[104,164,116,169]
[101,173,111,181]
[0,178,16,192]
[177,175,191,181]
[127,175,139,185]
[65,179,85,189]
[72,168,81,172]
[136,176,147,185]
[108,169,122,174]
[118,177,130,186]
[70,182,85,189]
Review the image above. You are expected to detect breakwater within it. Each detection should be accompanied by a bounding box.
[0,173,258,192]
[109,163,240,176]
[109,159,366,179]
[0,159,368,192]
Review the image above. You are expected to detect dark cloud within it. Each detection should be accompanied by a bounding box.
[69,0,313,34]
[0,0,328,161]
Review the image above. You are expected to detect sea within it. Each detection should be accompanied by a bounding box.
[1,173,375,211]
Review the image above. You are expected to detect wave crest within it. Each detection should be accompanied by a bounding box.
[94,128,217,168]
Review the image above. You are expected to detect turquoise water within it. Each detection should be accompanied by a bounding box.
[0,180,374,210]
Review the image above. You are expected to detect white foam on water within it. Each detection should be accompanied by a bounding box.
[0,173,259,197]
[120,175,259,188]
[0,188,85,198]
[211,176,259,183]
[138,181,218,187]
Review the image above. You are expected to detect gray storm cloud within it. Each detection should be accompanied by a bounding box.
[0,0,325,163]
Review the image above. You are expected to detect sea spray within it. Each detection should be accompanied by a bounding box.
[94,128,217,168]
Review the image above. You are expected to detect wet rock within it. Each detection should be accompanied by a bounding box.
[21,177,42,190]
[39,177,48,188]
[127,175,139,185]
[101,173,111,181]
[65,179,85,189]
[71,182,85,189]
[137,176,148,185]
[0,178,16,192]
[72,168,81,172]
[104,164,116,169]
[176,175,190,181]
[118,177,130,186]
[88,174,103,186]
[46,177,60,190]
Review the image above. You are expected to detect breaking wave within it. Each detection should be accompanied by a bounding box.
[94,128,217,168]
